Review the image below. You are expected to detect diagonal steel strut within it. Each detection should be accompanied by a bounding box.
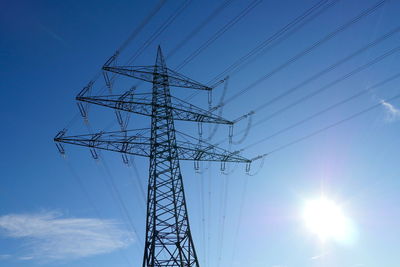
[76,93,233,125]
[54,129,250,163]
[103,65,212,91]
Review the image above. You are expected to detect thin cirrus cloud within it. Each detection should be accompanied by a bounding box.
[0,211,134,261]
[380,100,400,122]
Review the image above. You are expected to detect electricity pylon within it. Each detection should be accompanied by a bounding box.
[55,46,250,267]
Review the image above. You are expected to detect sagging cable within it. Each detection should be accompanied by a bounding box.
[205,76,230,141]
[246,154,267,176]
[194,161,212,174]
[115,87,136,131]
[230,111,254,144]
[209,76,230,112]
[221,162,239,175]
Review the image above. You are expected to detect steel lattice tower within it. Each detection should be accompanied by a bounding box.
[144,47,199,266]
[55,46,250,267]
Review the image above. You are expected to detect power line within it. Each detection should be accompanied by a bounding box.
[240,45,400,137]
[204,77,230,142]
[64,0,167,127]
[185,0,338,112]
[130,0,235,90]
[243,71,400,152]
[199,168,207,267]
[230,112,253,144]
[126,0,193,64]
[125,162,147,216]
[63,118,144,253]
[216,144,233,267]
[253,26,400,114]
[175,0,263,71]
[129,156,147,203]
[96,0,168,82]
[217,34,400,146]
[194,167,207,266]
[214,0,387,109]
[96,155,143,248]
[102,0,193,91]
[166,0,235,59]
[208,0,336,85]
[118,0,167,54]
[241,93,400,168]
[55,47,251,267]
[229,175,249,267]
[63,158,135,266]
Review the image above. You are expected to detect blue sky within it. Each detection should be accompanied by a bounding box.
[1,0,400,266]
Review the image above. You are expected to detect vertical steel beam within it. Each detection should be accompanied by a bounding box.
[142,47,200,267]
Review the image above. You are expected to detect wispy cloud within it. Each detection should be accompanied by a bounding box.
[0,212,134,261]
[0,254,11,260]
[310,252,327,260]
[381,100,400,122]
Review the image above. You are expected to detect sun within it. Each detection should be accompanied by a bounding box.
[302,196,350,242]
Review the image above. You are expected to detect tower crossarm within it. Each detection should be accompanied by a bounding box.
[103,65,212,90]
[54,129,250,163]
[77,93,233,124]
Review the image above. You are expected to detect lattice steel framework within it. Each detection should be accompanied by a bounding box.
[55,47,250,267]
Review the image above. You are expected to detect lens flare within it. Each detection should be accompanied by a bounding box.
[303,197,352,242]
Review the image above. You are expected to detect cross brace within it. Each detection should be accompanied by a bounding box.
[76,93,233,125]
[54,129,250,163]
[103,65,212,91]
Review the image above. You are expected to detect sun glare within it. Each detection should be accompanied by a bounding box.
[303,197,351,242]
